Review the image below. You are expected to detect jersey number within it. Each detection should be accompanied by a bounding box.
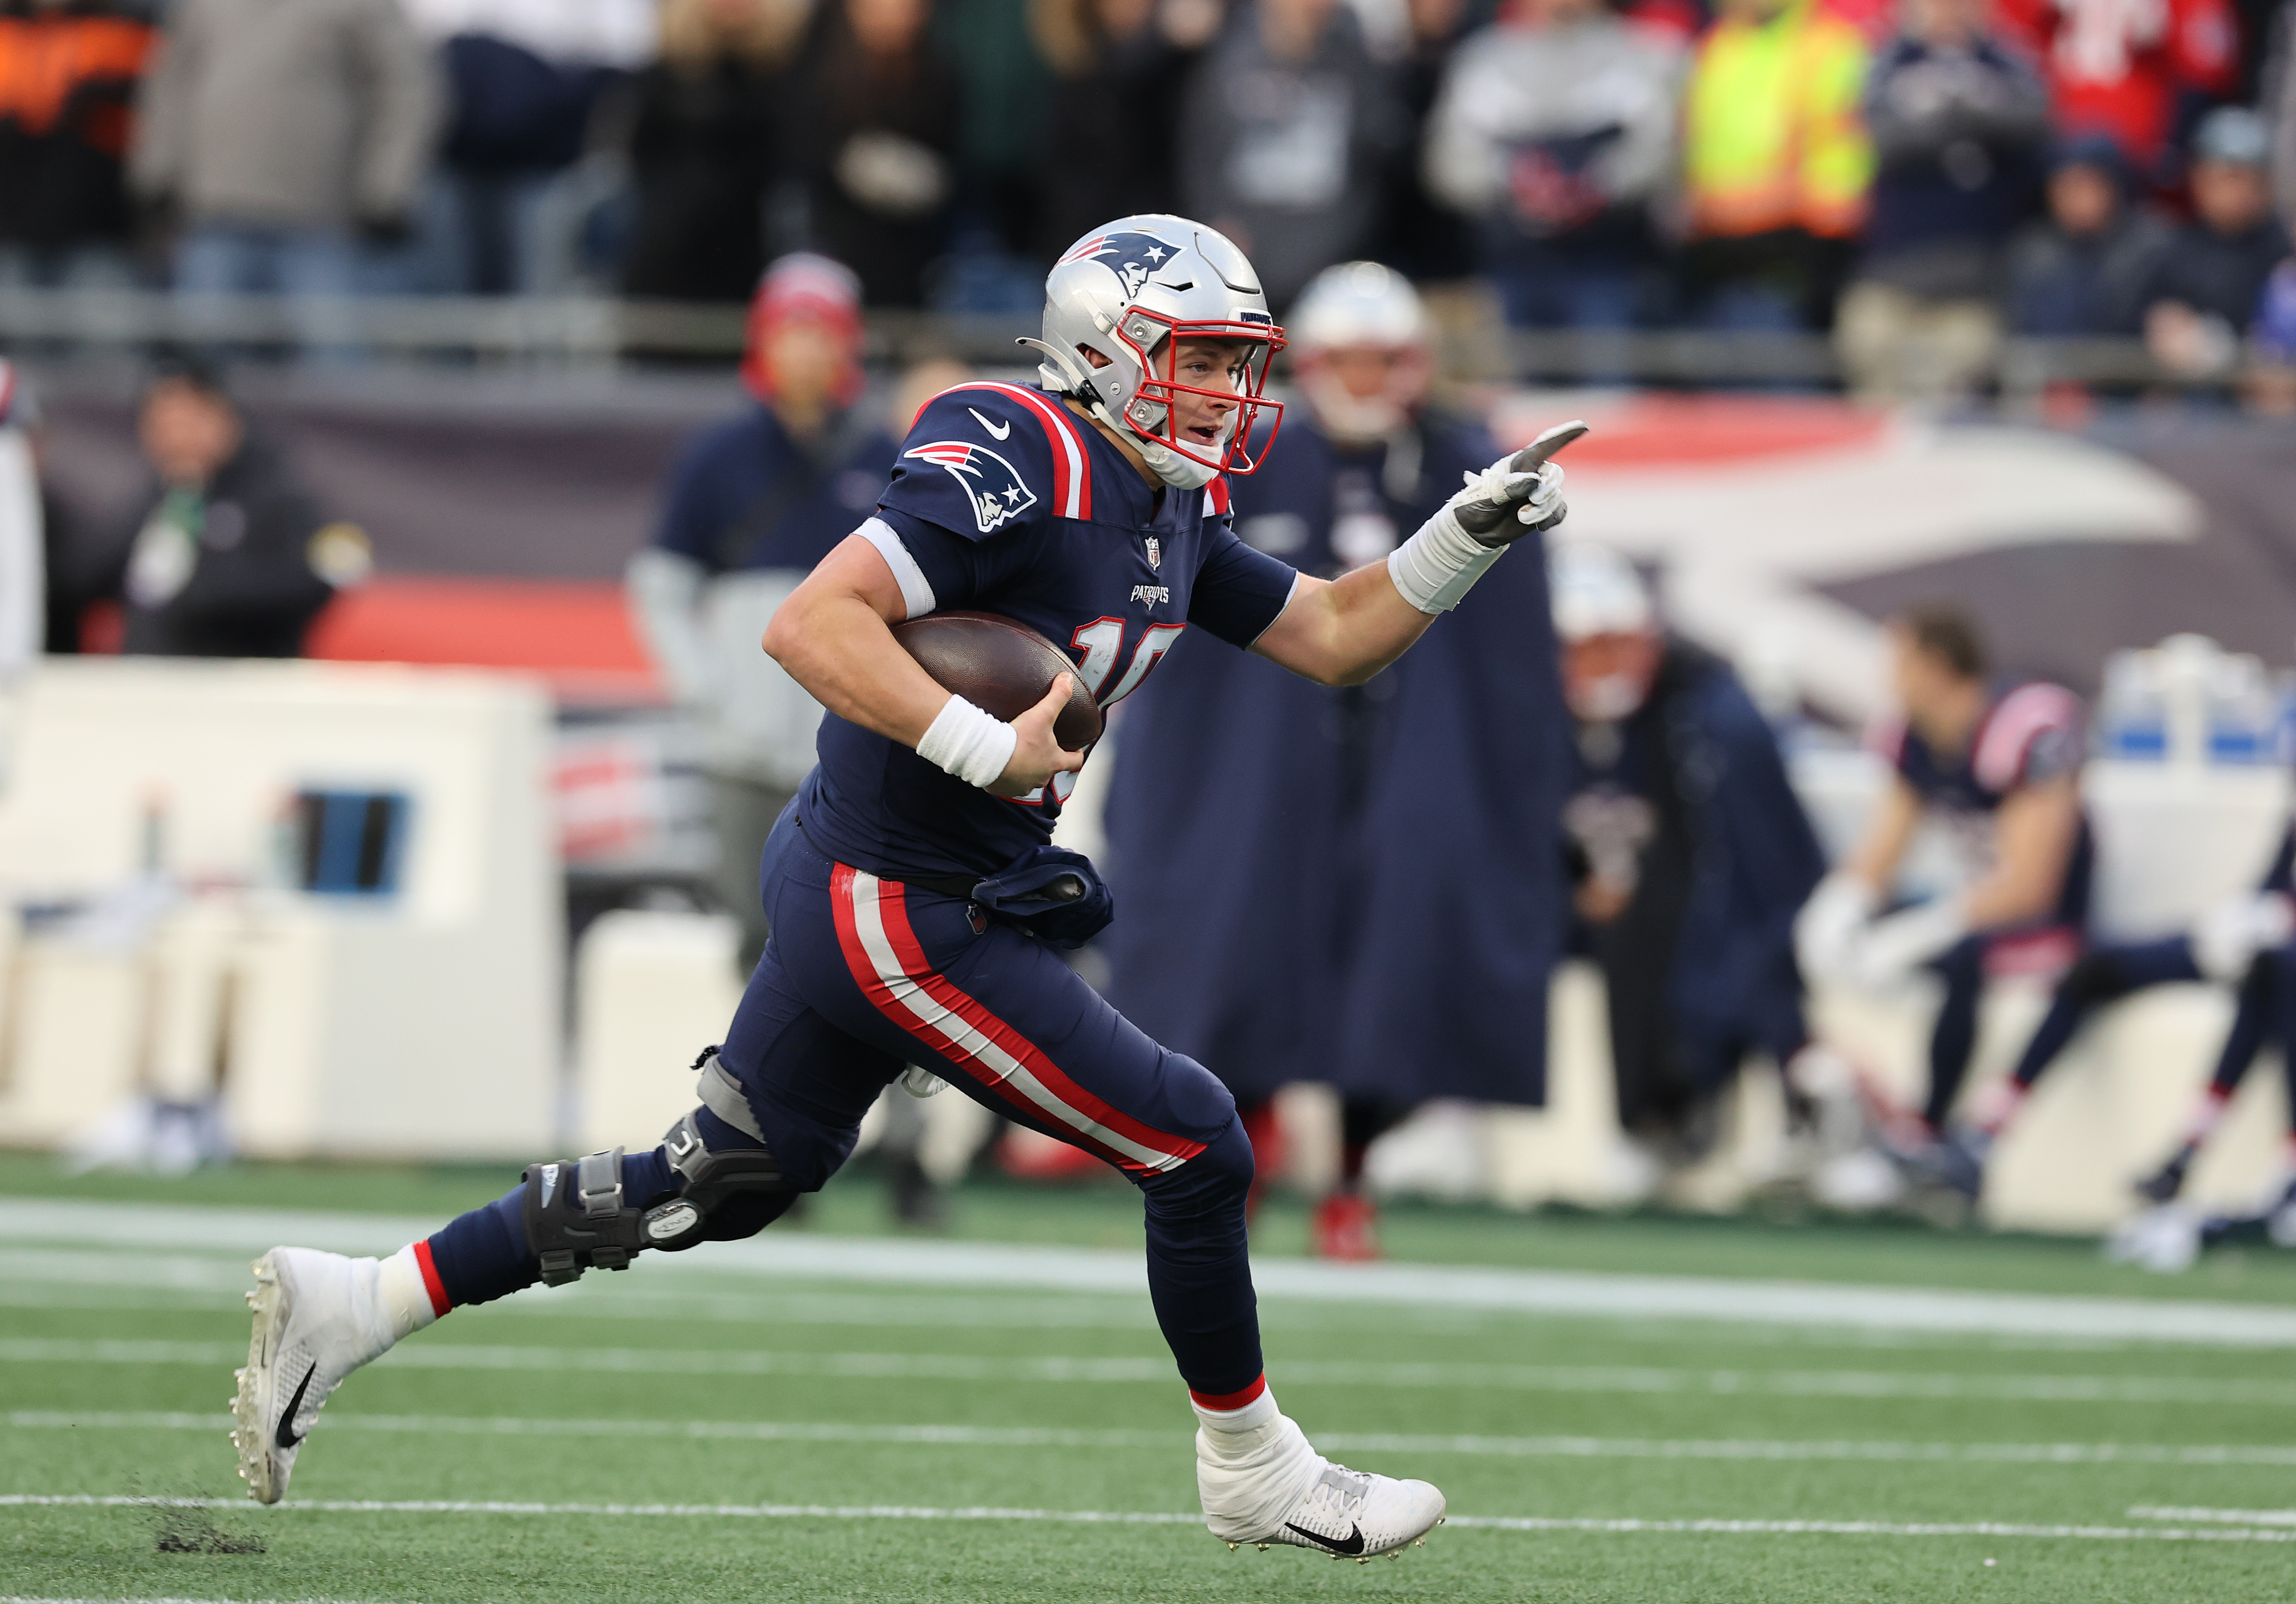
[1012,620,1188,807]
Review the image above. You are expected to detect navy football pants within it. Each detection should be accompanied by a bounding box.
[427,809,1264,1399]
[2005,935,2292,1113]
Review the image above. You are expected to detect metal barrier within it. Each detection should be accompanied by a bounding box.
[0,286,2223,390]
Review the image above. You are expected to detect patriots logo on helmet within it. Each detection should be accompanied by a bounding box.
[904,441,1039,534]
[1059,229,1175,299]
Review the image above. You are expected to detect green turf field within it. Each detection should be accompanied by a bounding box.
[4,1154,2294,1603]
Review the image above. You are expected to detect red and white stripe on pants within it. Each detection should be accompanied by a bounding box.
[828,863,1204,1175]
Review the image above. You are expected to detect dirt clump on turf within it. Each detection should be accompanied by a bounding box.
[138,1491,267,1555]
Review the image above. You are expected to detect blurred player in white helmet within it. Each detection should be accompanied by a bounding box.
[1549,540,1833,1187]
[1107,260,1570,1260]
[231,218,1579,1563]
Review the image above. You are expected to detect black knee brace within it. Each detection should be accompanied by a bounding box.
[522,1110,791,1286]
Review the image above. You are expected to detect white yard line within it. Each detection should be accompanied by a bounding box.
[2128,1505,2296,1526]
[13,1409,2296,1467]
[0,1597,382,1604]
[14,1199,2296,1347]
[1,1493,2292,1544]
[3,1338,2290,1407]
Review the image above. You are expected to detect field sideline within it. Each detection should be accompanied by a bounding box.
[3,1155,2294,1602]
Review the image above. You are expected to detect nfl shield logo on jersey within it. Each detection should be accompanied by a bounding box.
[903,441,1040,534]
[1144,537,1161,569]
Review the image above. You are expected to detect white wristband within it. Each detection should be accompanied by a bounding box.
[916,694,1017,789]
[1385,505,1508,614]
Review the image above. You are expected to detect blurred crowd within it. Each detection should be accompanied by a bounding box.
[4,0,2296,393]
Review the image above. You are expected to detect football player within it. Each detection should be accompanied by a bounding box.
[230,216,1568,1561]
[1954,823,2296,1262]
[1103,260,1570,1261]
[1551,542,1831,1180]
[1795,604,2092,1196]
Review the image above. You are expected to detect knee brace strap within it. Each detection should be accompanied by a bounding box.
[522,1112,794,1285]
[523,1146,644,1287]
[646,1111,789,1252]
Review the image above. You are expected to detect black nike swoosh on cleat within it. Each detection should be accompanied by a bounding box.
[275,1362,319,1450]
[1286,1521,1366,1556]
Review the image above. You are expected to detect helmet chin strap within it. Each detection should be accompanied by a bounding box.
[1137,437,1221,491]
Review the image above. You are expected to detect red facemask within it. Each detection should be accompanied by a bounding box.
[1107,306,1287,477]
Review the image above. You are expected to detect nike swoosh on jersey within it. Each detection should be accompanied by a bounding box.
[275,1361,320,1449]
[969,407,1012,440]
[1286,1521,1367,1556]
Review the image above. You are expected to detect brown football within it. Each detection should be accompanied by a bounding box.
[893,611,1104,750]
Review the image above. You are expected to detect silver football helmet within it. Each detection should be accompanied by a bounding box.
[1025,214,1286,490]
[1287,261,1435,446]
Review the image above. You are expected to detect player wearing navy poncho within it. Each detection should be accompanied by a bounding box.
[226,216,1574,1564]
[1102,262,1570,1260]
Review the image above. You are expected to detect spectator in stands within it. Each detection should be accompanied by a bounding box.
[404,0,655,296]
[0,0,156,288]
[621,0,806,303]
[624,255,898,974]
[1678,0,1874,333]
[90,358,370,658]
[1421,0,1682,331]
[2003,136,2171,336]
[1552,541,1830,1181]
[1370,0,1480,285]
[1995,0,2238,188]
[1834,0,2050,401]
[1177,0,1405,311]
[2141,107,2291,378]
[927,0,1055,307]
[1031,0,1215,261]
[2247,258,2296,412]
[2270,6,2294,226]
[778,0,962,307]
[129,0,440,312]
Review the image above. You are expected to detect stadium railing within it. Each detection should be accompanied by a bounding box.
[0,287,2241,394]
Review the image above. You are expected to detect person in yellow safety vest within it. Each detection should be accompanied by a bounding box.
[1679,0,1874,333]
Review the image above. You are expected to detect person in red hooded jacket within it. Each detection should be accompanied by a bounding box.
[1994,0,2238,184]
[625,252,900,974]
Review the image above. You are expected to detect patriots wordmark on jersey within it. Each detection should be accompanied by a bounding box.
[798,380,1300,881]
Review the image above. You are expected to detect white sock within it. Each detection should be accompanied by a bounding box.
[375,1243,445,1344]
[1194,1382,1320,1537]
[1192,1383,1280,1449]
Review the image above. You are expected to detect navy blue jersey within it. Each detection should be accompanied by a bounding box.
[1879,680,2093,931]
[799,382,1300,880]
[653,402,899,574]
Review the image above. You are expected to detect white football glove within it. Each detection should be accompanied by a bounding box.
[1846,898,1969,990]
[1386,422,1581,614]
[2190,891,2295,984]
[898,1065,948,1098]
[1453,456,1567,545]
[1794,874,1876,986]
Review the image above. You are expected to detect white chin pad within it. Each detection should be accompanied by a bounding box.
[1140,437,1221,490]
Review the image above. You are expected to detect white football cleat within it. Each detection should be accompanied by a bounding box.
[2105,1204,2200,1274]
[231,1247,395,1503]
[1251,1461,1446,1560]
[1200,1411,1444,1560]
